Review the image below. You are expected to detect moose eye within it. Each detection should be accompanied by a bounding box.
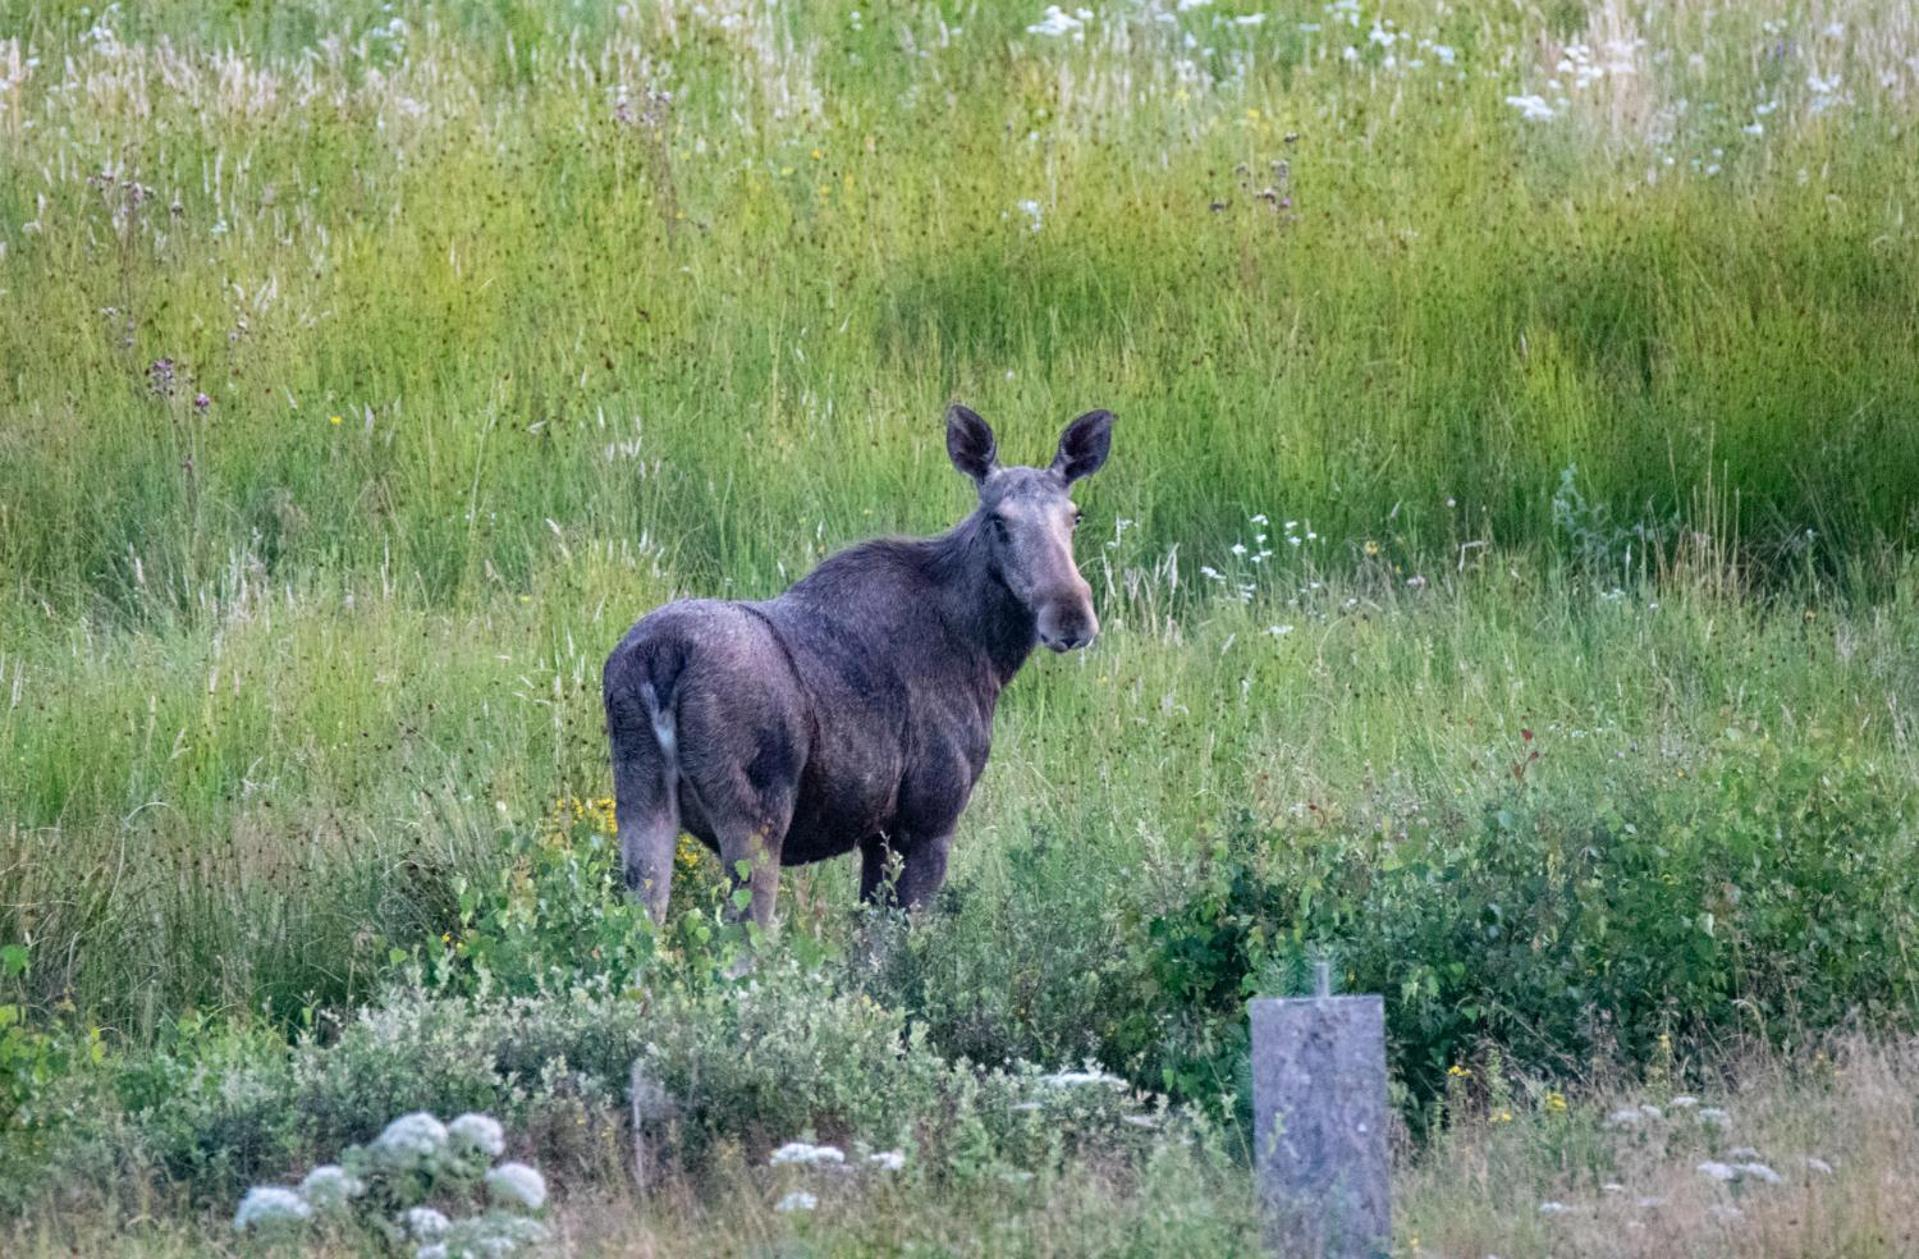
[1072,508,1084,529]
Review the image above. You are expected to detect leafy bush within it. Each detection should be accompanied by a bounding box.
[1120,741,1919,1109]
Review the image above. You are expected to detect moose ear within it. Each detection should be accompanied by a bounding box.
[1050,409,1114,483]
[945,404,999,484]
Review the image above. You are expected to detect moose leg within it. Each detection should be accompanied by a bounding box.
[859,835,902,905]
[716,815,788,932]
[895,831,954,911]
[607,686,680,924]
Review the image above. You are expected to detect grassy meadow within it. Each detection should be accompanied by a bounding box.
[2,0,1918,1253]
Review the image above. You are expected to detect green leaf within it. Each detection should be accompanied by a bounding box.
[0,944,28,977]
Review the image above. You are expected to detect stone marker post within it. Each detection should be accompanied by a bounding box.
[1249,965,1390,1258]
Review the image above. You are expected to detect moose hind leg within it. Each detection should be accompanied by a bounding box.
[612,753,678,924]
[895,832,954,911]
[607,683,681,924]
[859,835,902,906]
[716,809,792,931]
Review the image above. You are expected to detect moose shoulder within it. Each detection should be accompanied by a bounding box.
[603,406,1114,927]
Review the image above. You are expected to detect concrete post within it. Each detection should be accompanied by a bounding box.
[1249,979,1391,1258]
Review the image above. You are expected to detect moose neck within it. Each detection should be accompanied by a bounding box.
[929,512,1038,689]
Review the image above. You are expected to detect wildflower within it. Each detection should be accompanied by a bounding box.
[1505,94,1556,121]
[1491,1108,1513,1124]
[1250,513,1269,525]
[194,392,211,411]
[1697,1106,1731,1126]
[770,1142,846,1167]
[1447,1064,1471,1080]
[1266,624,1294,637]
[1697,1161,1738,1181]
[298,1165,363,1211]
[234,1186,311,1231]
[403,1207,452,1241]
[449,1113,507,1160]
[1605,1107,1644,1128]
[486,1162,548,1210]
[1543,1091,1568,1114]
[1230,542,1247,556]
[776,1190,819,1212]
[1538,1201,1571,1214]
[1362,539,1381,557]
[1738,1162,1782,1184]
[1038,1069,1126,1088]
[330,414,343,425]
[417,1247,448,1259]
[371,1112,449,1171]
[1016,199,1043,232]
[1803,1156,1834,1176]
[867,1150,906,1172]
[1668,1095,1698,1109]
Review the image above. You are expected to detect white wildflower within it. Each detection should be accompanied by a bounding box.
[1505,94,1556,122]
[1233,13,1265,26]
[1605,1107,1644,1127]
[403,1207,451,1242]
[1038,1069,1126,1088]
[1539,1201,1572,1215]
[1026,6,1083,38]
[234,1186,312,1231]
[372,1112,449,1170]
[417,1247,449,1259]
[776,1190,819,1212]
[485,1162,548,1210]
[1743,122,1763,136]
[448,1113,507,1160]
[1267,624,1295,637]
[298,1165,363,1211]
[1697,1106,1731,1126]
[1668,1095,1698,1109]
[1738,1162,1782,1184]
[1804,1156,1834,1175]
[1016,199,1044,232]
[1230,542,1247,556]
[867,1150,906,1172]
[1725,1145,1762,1161]
[770,1141,846,1167]
[1697,1161,1738,1181]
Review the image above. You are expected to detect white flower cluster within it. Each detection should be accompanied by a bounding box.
[485,1161,548,1210]
[769,1141,846,1167]
[233,1110,549,1257]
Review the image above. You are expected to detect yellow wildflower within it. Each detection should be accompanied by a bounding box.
[1543,1091,1568,1114]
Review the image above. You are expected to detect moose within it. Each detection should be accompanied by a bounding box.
[603,405,1113,929]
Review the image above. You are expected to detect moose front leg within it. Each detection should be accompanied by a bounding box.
[895,831,954,911]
